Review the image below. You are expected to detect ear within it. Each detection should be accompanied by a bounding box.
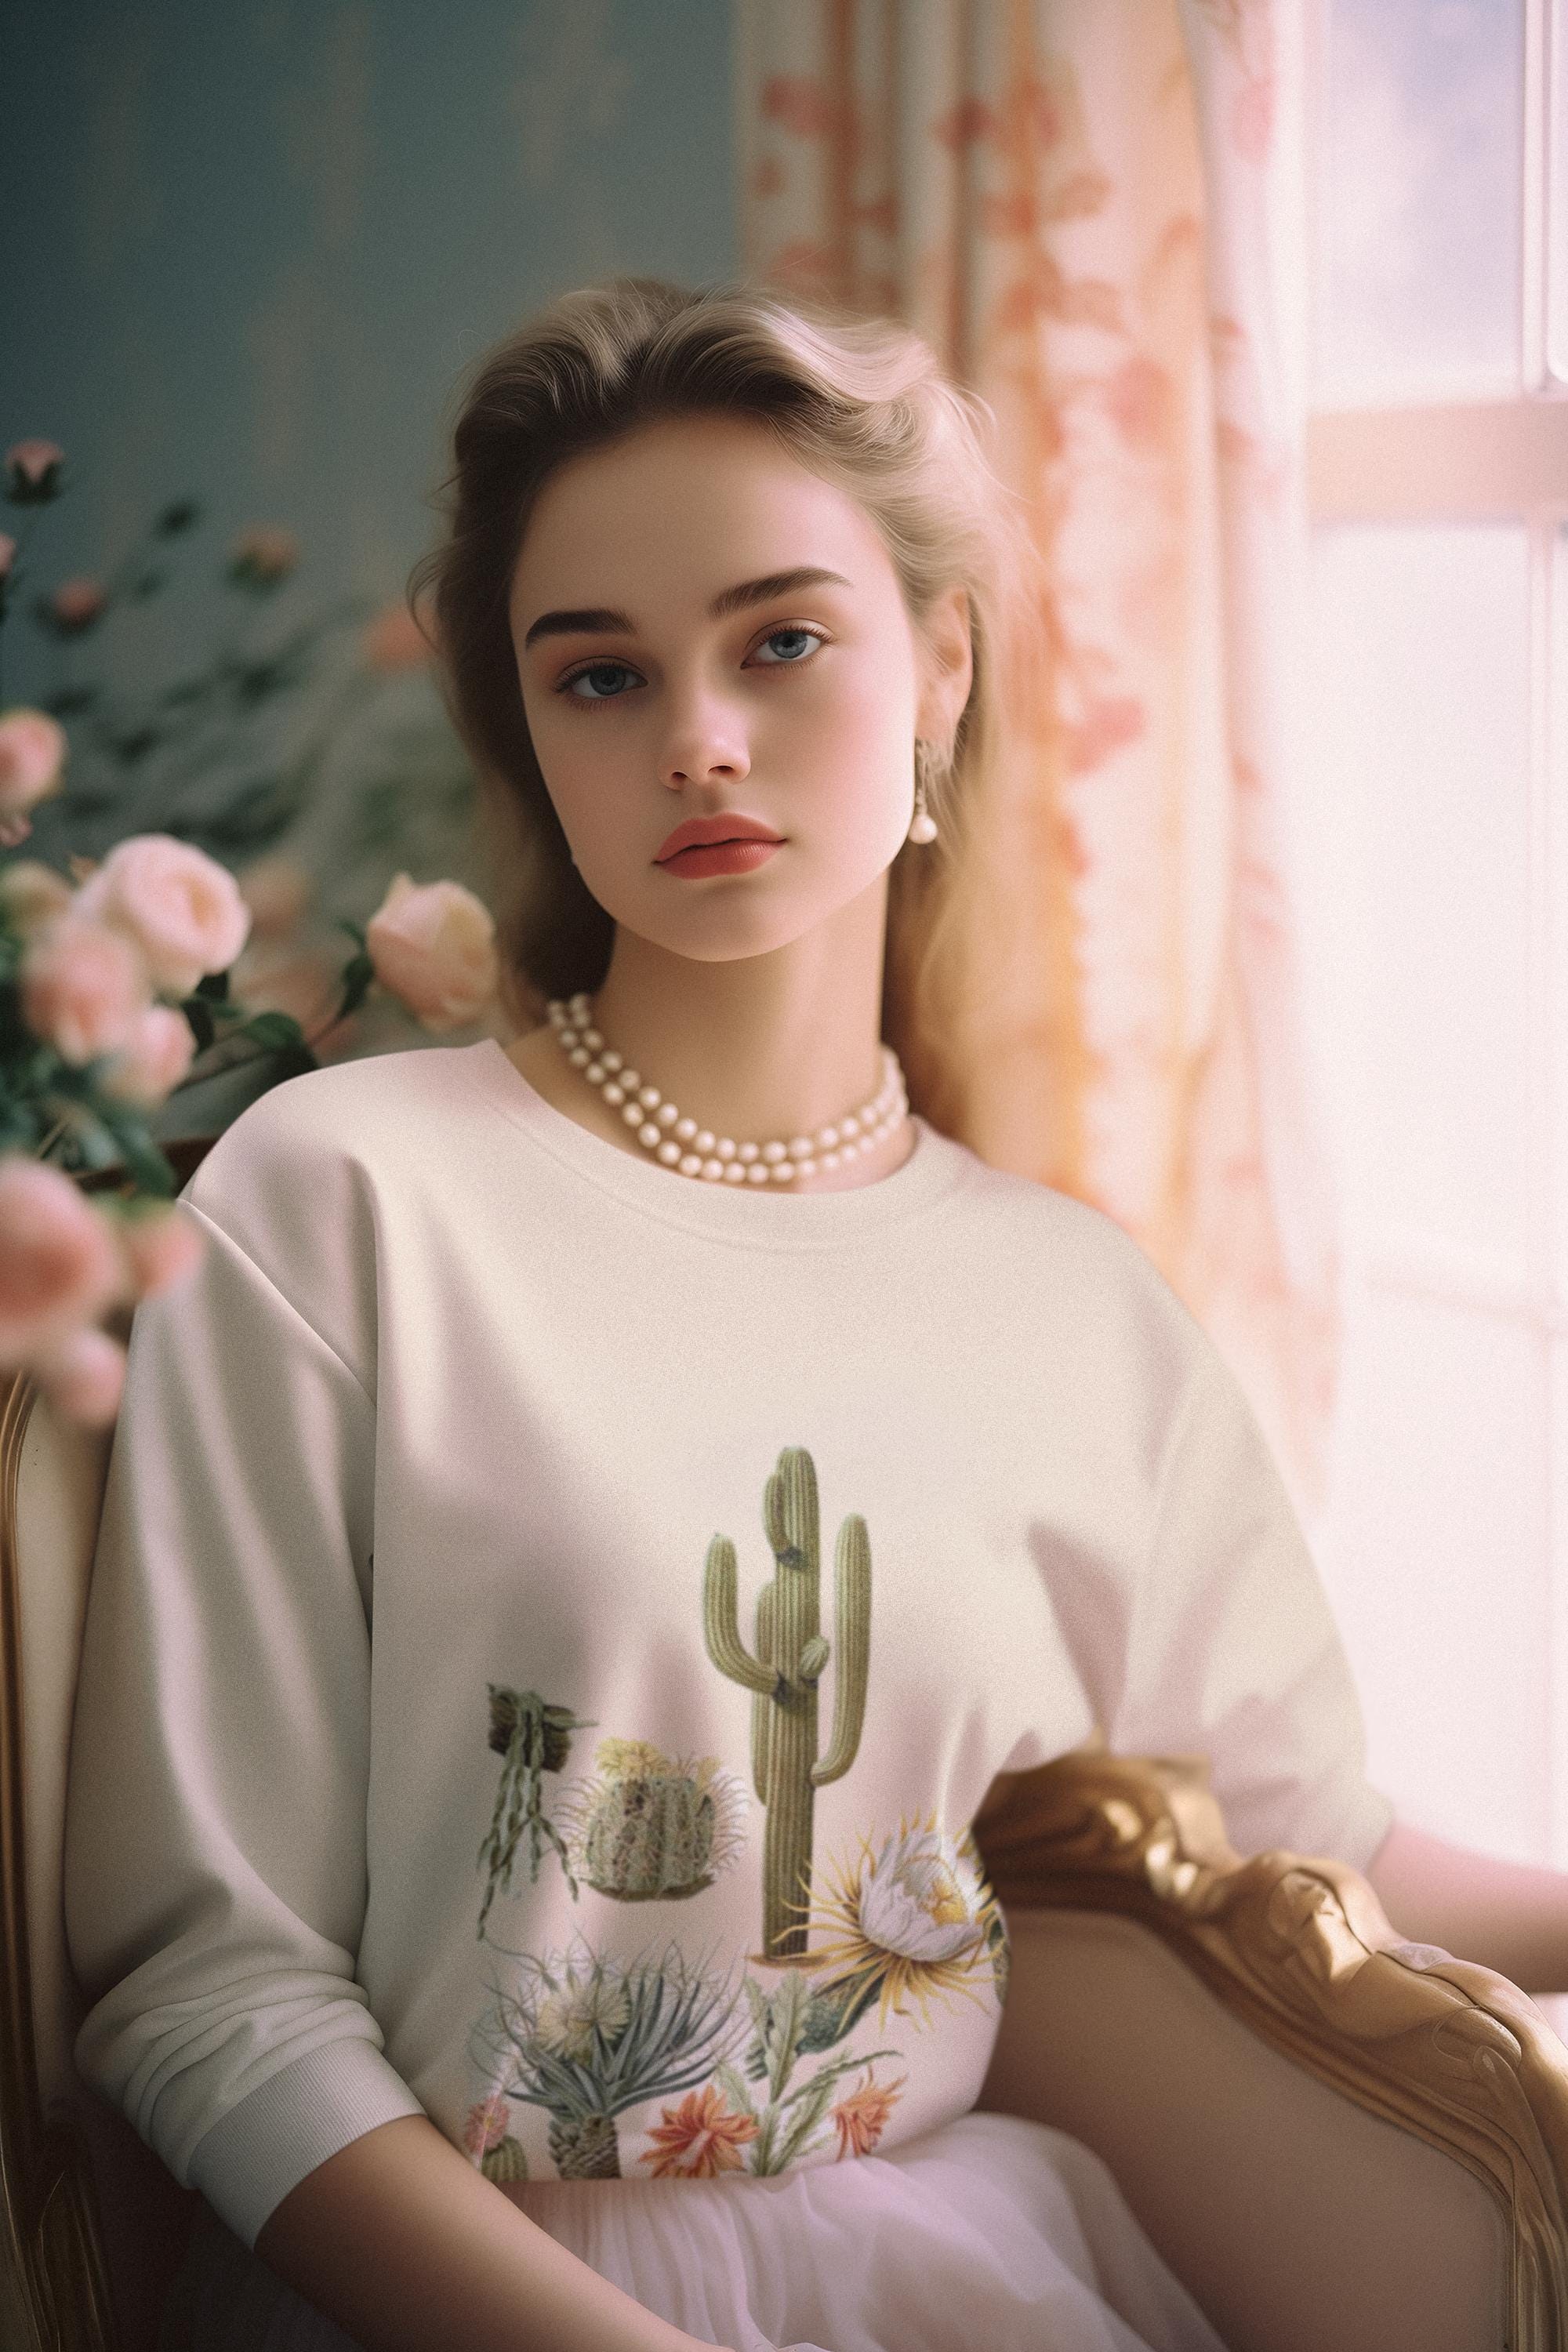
[915,584,975,752]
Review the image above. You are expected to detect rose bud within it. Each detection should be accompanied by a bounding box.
[365,871,500,1033]
[0,708,67,818]
[5,440,65,503]
[49,576,107,633]
[227,526,299,587]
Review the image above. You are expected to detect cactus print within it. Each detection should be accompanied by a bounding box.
[464,1445,1009,2185]
[475,1687,600,1936]
[556,1737,751,1902]
[466,1928,750,2180]
[702,1445,871,1962]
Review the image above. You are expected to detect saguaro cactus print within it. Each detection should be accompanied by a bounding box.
[702,1446,870,1962]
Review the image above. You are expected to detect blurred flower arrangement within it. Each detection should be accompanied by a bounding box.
[0,437,505,1429]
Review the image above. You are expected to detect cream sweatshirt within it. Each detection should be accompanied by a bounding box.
[62,1037,1394,2252]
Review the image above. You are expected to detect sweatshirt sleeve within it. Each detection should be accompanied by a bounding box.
[1108,1342,1396,1875]
[63,1183,426,2254]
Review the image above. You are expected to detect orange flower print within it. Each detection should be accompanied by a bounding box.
[831,2066,906,2160]
[639,2083,761,2179]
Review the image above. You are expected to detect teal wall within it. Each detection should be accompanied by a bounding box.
[0,0,737,1120]
[0,0,739,709]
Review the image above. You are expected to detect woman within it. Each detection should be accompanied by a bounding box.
[63,276,1556,2352]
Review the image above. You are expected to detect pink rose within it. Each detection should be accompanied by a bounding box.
[0,708,67,817]
[0,534,16,581]
[365,872,499,1033]
[99,1001,199,1105]
[33,1323,127,1428]
[237,853,314,938]
[71,833,252,997]
[0,813,33,849]
[0,1156,127,1370]
[49,576,107,631]
[228,526,299,586]
[0,858,74,937]
[361,601,434,672]
[116,1202,205,1300]
[19,913,151,1064]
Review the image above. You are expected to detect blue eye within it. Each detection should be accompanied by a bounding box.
[555,624,828,702]
[753,626,824,666]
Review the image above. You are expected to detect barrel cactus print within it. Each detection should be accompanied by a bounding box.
[555,1737,751,1902]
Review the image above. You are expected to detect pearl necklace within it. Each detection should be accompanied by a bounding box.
[546,993,910,1184]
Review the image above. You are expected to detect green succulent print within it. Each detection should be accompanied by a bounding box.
[476,1687,598,1937]
[466,1929,750,2180]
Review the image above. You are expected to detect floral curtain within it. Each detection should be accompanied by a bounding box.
[733,0,1340,1522]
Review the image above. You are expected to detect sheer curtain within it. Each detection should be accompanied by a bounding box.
[733,0,1340,1523]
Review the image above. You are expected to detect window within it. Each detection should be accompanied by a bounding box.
[1291,0,1568,1944]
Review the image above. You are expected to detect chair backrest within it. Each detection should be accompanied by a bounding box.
[1,1368,201,2352]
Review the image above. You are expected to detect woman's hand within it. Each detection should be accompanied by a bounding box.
[1363,1816,1568,1994]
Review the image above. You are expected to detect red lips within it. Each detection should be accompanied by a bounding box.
[655,813,782,862]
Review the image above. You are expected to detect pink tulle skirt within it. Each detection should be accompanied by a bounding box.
[509,2110,1228,2352]
[163,2109,1230,2351]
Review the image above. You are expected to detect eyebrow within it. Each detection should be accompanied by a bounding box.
[521,566,855,652]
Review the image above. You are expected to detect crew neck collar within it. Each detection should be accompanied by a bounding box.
[461,1036,975,1249]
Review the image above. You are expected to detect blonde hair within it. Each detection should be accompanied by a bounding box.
[408,274,1040,1136]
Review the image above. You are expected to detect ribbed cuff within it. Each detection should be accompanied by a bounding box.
[185,2036,429,2252]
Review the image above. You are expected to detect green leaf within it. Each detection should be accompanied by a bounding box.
[114,1137,179,1197]
[713,2062,758,2122]
[774,2045,900,2111]
[242,1010,305,1051]
[765,1973,811,2102]
[262,1041,320,1084]
[772,2067,838,2169]
[82,1094,180,1191]
[338,949,376,1017]
[194,968,230,1003]
[749,2110,782,2176]
[180,997,216,1054]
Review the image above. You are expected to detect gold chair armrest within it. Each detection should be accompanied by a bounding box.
[971,1748,1568,2351]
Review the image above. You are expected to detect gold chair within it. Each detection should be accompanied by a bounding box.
[5,1357,1568,2351]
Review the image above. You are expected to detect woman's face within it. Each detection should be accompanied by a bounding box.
[507,412,971,965]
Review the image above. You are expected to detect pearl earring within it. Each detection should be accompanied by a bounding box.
[909,740,940,844]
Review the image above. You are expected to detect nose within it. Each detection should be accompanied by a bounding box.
[655,670,751,790]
